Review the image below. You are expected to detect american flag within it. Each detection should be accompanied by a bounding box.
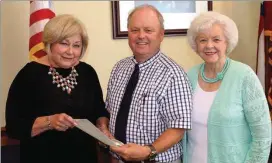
[29,1,55,61]
[257,1,272,115]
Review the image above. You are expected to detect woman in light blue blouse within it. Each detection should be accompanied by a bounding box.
[183,11,271,163]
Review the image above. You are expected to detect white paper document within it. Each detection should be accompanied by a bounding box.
[75,119,123,147]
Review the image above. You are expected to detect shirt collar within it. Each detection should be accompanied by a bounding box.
[131,50,162,71]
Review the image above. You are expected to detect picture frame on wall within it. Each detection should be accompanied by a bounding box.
[111,1,213,39]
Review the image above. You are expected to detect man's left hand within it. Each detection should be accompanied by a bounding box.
[110,143,151,161]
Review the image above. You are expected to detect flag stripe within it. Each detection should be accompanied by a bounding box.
[257,30,265,88]
[29,50,47,61]
[34,50,47,58]
[29,42,45,57]
[29,19,50,38]
[257,2,265,89]
[29,0,55,60]
[29,32,43,50]
[258,16,264,40]
[30,9,55,26]
[30,1,53,14]
[264,30,272,36]
[257,1,272,114]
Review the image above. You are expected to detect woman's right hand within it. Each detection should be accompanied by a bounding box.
[50,113,77,131]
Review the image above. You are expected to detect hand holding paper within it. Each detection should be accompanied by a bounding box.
[75,119,124,147]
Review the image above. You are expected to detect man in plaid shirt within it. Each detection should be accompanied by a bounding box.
[97,4,192,163]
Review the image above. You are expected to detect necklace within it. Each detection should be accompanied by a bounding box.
[200,58,230,83]
[48,66,78,94]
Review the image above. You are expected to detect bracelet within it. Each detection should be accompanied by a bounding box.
[46,116,52,130]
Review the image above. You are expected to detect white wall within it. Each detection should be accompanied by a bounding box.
[1,1,30,126]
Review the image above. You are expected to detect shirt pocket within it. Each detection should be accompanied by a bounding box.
[137,90,162,138]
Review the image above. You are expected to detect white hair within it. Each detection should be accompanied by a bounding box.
[187,11,238,55]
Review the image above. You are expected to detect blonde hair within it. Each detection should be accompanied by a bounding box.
[187,11,238,55]
[43,14,88,58]
[127,4,164,30]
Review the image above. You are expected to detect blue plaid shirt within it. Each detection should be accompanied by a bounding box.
[106,51,192,162]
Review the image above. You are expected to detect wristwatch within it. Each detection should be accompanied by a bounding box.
[146,144,157,161]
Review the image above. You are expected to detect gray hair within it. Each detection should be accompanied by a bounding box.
[187,11,238,55]
[127,4,164,30]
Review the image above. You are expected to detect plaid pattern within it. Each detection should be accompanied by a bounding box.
[106,51,192,162]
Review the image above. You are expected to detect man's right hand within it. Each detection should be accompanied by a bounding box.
[98,123,114,139]
[96,117,114,147]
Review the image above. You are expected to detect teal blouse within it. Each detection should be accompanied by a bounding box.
[183,59,271,163]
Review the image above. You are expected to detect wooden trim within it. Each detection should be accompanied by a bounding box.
[1,127,20,146]
[111,1,213,39]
